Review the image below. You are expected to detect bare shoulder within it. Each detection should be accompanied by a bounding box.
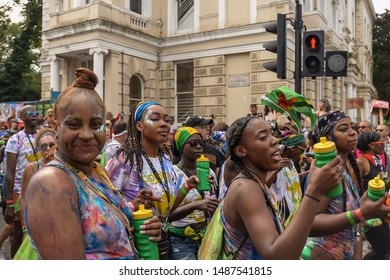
[26,166,77,202]
[225,177,266,215]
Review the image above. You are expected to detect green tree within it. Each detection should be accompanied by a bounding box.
[0,0,42,102]
[373,9,390,103]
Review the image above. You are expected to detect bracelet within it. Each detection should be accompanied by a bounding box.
[183,181,192,192]
[22,228,27,234]
[304,193,321,203]
[6,204,14,208]
[180,184,189,195]
[128,202,135,212]
[346,210,356,226]
[355,208,366,223]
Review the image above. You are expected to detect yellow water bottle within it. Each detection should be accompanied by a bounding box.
[313,137,343,197]
[132,204,159,260]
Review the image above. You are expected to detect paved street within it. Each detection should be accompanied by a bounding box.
[0,215,11,260]
[0,213,372,260]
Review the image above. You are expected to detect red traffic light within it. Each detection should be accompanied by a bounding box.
[305,35,320,50]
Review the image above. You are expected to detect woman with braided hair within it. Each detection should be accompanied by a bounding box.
[301,111,390,260]
[106,101,199,259]
[24,68,161,259]
[221,116,343,259]
[356,131,390,259]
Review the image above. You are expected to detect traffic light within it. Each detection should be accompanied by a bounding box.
[263,13,286,79]
[325,51,348,77]
[302,31,324,77]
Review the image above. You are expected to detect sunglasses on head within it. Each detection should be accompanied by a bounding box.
[186,139,205,148]
[23,111,39,116]
[39,143,56,151]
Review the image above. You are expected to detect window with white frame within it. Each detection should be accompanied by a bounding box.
[72,0,95,8]
[80,60,94,70]
[130,0,142,14]
[176,62,194,123]
[318,0,325,16]
[177,0,194,30]
[302,0,311,12]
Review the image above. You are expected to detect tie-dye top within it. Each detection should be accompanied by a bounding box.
[307,171,361,260]
[106,152,176,217]
[5,131,39,194]
[171,165,216,227]
[221,177,284,260]
[26,161,138,260]
[270,161,302,224]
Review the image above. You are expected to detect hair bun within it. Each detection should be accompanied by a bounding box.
[72,68,99,89]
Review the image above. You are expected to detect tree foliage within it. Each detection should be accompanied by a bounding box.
[0,0,42,102]
[373,9,390,103]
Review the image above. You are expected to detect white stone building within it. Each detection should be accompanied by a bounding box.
[40,0,377,125]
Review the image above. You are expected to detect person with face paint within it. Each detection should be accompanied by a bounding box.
[301,111,390,260]
[106,101,199,259]
[168,127,219,260]
[221,116,342,260]
[356,131,390,260]
[4,105,40,257]
[19,128,57,235]
[24,68,161,259]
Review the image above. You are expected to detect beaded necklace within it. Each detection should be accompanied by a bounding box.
[141,149,171,223]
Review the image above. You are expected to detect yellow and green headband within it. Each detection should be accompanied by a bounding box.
[174,127,200,153]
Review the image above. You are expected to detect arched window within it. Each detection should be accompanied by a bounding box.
[129,74,143,109]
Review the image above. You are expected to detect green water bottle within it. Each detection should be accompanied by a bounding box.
[367,177,385,201]
[196,154,210,191]
[132,204,159,260]
[313,137,343,197]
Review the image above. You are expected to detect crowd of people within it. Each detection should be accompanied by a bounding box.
[0,68,390,260]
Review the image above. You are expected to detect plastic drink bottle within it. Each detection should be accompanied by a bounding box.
[313,137,343,197]
[196,154,210,191]
[132,204,159,260]
[367,177,385,201]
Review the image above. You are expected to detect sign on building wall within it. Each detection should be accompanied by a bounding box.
[228,73,250,88]
[346,97,365,110]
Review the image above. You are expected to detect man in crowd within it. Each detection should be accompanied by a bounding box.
[4,105,39,257]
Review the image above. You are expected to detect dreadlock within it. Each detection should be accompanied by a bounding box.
[227,116,258,182]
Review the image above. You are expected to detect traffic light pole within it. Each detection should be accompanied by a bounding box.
[294,1,302,94]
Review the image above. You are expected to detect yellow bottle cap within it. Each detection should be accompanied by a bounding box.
[196,154,209,163]
[313,137,336,153]
[369,177,385,191]
[132,204,153,219]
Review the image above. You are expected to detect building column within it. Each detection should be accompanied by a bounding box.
[48,55,60,93]
[89,47,109,100]
[345,82,355,121]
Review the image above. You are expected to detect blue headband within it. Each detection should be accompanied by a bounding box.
[134,101,160,122]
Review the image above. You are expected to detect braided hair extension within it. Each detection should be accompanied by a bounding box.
[347,153,364,196]
[227,116,258,182]
[121,102,144,176]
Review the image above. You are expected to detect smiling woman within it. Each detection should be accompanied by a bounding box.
[24,68,162,260]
